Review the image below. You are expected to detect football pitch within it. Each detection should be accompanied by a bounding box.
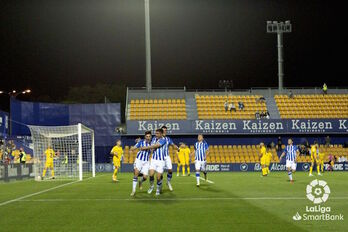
[0,172,347,232]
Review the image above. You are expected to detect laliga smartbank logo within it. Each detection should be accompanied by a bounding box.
[306,179,330,204]
[293,179,344,221]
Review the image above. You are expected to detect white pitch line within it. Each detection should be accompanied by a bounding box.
[190,175,214,184]
[200,177,214,184]
[0,175,103,207]
[15,196,348,202]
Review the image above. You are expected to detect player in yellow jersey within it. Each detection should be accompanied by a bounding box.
[110,139,123,182]
[309,141,321,176]
[259,142,267,176]
[318,152,326,173]
[42,146,56,179]
[176,143,191,176]
[265,145,273,175]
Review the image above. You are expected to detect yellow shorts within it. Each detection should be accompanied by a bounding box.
[260,156,266,166]
[45,161,53,169]
[113,159,120,168]
[178,156,189,165]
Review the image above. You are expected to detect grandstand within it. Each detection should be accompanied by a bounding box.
[195,94,267,119]
[124,87,348,168]
[128,98,187,120]
[126,87,348,121]
[275,94,348,118]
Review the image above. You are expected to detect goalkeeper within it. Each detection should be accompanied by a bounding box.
[42,145,57,179]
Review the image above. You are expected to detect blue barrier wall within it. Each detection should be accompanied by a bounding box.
[0,110,9,136]
[10,99,121,163]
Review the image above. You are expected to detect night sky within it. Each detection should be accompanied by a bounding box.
[0,0,347,106]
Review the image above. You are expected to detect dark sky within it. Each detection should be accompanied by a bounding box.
[0,0,347,104]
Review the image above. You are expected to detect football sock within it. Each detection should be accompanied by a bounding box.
[288,171,293,181]
[150,176,154,186]
[182,166,185,176]
[132,176,138,192]
[309,166,313,174]
[113,168,118,179]
[42,168,47,177]
[262,168,266,176]
[51,170,55,177]
[196,172,200,184]
[167,173,172,182]
[187,166,190,175]
[317,165,320,174]
[157,179,162,191]
[177,165,180,174]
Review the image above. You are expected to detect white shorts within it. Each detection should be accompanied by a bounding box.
[286,160,297,170]
[164,156,172,170]
[134,158,149,176]
[195,160,206,172]
[149,159,165,174]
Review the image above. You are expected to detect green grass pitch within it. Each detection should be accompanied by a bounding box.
[1,172,347,232]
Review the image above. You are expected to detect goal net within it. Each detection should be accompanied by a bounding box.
[28,123,95,181]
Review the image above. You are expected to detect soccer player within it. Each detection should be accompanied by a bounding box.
[160,125,179,191]
[309,141,321,176]
[191,134,209,187]
[140,128,166,196]
[318,152,326,173]
[42,145,56,179]
[279,138,299,183]
[176,143,191,176]
[129,131,152,196]
[259,142,267,176]
[110,139,123,182]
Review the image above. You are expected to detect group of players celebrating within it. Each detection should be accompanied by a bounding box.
[260,138,328,183]
[109,135,331,196]
[109,126,209,197]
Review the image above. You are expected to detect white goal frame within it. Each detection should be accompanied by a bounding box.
[29,123,95,181]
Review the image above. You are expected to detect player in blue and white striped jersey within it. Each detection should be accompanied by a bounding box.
[140,128,167,196]
[191,134,209,187]
[129,131,152,196]
[160,126,179,192]
[279,138,299,183]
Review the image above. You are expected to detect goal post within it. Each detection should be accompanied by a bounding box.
[28,123,95,181]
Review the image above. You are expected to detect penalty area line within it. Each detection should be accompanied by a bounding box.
[0,175,103,207]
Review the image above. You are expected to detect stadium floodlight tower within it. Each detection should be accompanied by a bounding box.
[267,20,292,93]
[145,0,152,92]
